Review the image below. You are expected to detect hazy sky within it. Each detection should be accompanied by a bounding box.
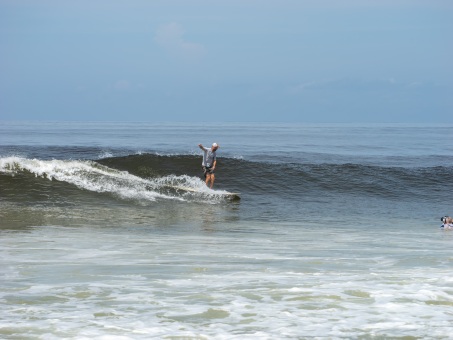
[1,0,452,122]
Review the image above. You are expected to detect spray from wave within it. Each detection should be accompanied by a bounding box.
[0,157,226,203]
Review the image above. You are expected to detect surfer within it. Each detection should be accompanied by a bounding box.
[441,216,453,229]
[198,143,219,189]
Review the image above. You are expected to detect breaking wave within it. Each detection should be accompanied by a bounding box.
[0,156,230,204]
[1,154,452,206]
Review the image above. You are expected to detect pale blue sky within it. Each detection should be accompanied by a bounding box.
[1,0,452,122]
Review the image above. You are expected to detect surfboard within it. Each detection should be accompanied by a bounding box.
[172,186,241,200]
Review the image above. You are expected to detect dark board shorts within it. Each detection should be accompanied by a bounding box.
[202,166,214,178]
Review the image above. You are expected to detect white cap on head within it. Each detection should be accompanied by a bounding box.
[212,143,218,147]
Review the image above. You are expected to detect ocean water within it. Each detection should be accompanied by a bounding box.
[1,121,453,339]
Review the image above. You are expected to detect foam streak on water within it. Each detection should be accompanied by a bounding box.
[1,224,452,339]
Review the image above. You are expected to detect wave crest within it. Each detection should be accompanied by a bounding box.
[0,156,216,203]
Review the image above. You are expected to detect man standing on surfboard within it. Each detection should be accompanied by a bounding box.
[198,143,219,189]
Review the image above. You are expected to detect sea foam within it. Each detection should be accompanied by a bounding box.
[0,157,173,202]
[0,156,229,203]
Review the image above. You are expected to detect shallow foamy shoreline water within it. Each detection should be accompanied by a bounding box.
[1,221,452,339]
